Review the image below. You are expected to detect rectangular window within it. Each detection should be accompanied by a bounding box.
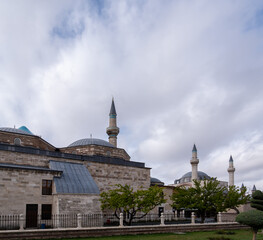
[42,180,52,195]
[41,204,52,220]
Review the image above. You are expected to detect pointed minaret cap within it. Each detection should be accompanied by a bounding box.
[109,98,117,115]
[229,155,233,162]
[192,144,197,152]
[253,185,257,191]
[241,183,244,189]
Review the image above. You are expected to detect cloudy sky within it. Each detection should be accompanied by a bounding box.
[1,0,263,190]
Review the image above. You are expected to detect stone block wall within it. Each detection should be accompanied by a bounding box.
[0,150,58,167]
[61,145,130,161]
[0,168,54,215]
[0,132,55,151]
[86,161,151,192]
[54,194,101,214]
[0,150,150,193]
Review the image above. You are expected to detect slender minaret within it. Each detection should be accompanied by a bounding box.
[106,98,119,147]
[227,155,235,186]
[252,185,257,194]
[190,144,199,181]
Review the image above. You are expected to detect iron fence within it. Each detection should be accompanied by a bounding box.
[0,215,20,230]
[0,213,216,230]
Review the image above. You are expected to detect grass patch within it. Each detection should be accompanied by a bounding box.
[42,229,263,240]
[208,237,231,240]
[216,230,235,235]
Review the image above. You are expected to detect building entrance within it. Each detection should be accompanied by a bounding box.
[26,204,38,228]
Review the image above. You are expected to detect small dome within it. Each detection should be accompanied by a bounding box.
[68,138,115,148]
[0,126,34,136]
[18,126,33,135]
[151,177,164,186]
[175,171,211,184]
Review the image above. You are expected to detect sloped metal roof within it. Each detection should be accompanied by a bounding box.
[68,138,114,148]
[49,160,100,194]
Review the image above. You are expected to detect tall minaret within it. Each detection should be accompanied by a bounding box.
[190,144,199,181]
[227,155,235,186]
[106,98,119,147]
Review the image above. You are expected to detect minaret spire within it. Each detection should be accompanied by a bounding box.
[190,144,199,181]
[228,155,235,186]
[106,98,119,147]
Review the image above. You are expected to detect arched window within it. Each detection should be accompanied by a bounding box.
[14,138,21,146]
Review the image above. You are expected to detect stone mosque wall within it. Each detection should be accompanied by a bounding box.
[0,168,54,215]
[86,162,150,192]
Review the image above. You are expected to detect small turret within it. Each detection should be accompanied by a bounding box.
[106,98,119,147]
[190,144,199,181]
[227,155,235,186]
[252,185,257,194]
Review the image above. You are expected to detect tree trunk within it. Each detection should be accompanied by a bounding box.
[252,230,257,240]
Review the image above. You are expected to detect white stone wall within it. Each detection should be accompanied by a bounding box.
[0,148,151,215]
[54,194,101,214]
[0,168,53,215]
[86,162,151,192]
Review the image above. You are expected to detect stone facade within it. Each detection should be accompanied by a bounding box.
[86,161,150,192]
[61,145,130,161]
[53,195,101,214]
[0,124,150,218]
[0,131,55,151]
[0,167,57,215]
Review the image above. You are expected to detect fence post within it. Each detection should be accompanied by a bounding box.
[160,213,165,226]
[77,213,82,228]
[119,213,124,227]
[217,212,222,223]
[55,214,60,228]
[180,210,185,219]
[19,214,24,230]
[100,214,103,227]
[191,212,195,224]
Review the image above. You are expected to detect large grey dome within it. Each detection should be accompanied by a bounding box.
[68,138,115,148]
[175,171,211,184]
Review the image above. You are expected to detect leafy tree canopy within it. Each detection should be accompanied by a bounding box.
[170,178,250,223]
[224,185,250,213]
[100,184,166,225]
[236,210,263,240]
[251,190,263,211]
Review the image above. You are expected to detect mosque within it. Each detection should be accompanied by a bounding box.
[0,99,243,227]
[171,144,233,188]
[0,99,150,227]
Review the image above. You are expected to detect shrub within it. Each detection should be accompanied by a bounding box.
[236,209,263,240]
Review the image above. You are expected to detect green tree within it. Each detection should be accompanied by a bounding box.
[236,190,263,240]
[251,190,263,211]
[223,185,250,213]
[170,178,249,223]
[100,184,166,226]
[236,210,263,240]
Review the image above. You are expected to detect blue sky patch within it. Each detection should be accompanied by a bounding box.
[52,11,85,39]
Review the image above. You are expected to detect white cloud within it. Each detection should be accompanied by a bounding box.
[1,0,263,190]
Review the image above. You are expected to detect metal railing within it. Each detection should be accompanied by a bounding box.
[0,215,20,230]
[0,212,218,230]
